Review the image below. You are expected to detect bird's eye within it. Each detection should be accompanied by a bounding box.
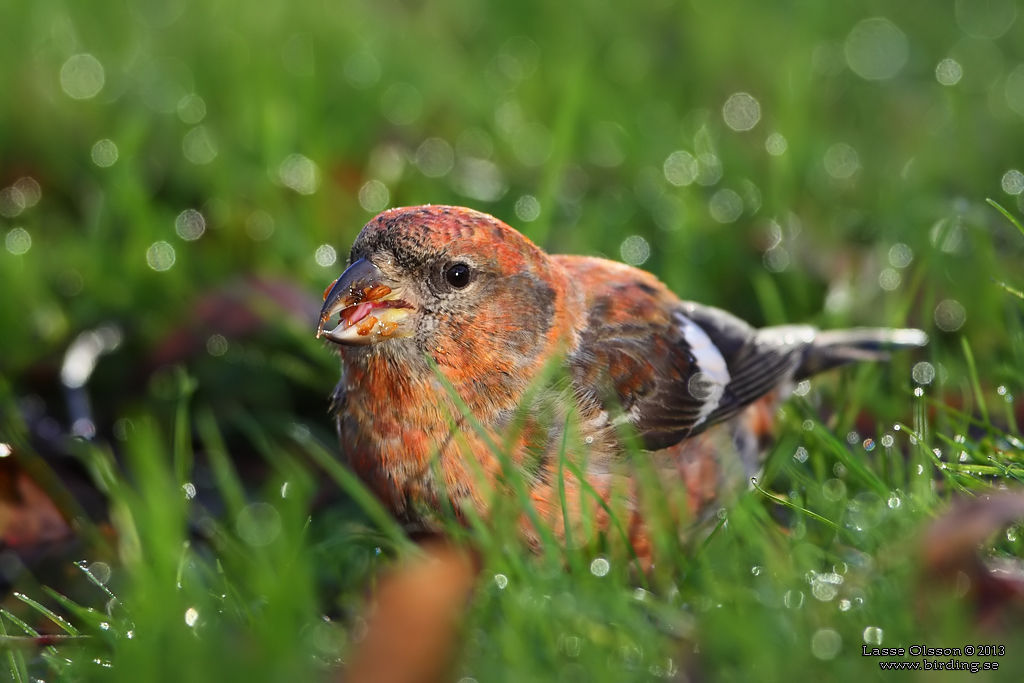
[444,263,472,289]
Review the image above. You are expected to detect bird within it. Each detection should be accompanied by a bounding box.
[317,205,926,562]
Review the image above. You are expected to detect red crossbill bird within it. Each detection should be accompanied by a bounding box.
[317,205,926,562]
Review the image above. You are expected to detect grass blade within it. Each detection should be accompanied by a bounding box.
[295,432,417,556]
[12,594,79,636]
[961,337,990,426]
[987,198,1024,239]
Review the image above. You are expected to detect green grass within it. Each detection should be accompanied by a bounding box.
[2,0,1024,680]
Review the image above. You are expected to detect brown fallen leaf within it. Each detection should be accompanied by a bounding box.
[342,538,479,683]
[0,454,72,548]
[921,491,1024,628]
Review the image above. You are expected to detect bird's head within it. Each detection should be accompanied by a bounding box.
[318,206,570,376]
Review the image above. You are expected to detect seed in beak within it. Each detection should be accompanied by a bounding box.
[322,278,339,301]
[364,284,392,300]
[356,316,379,336]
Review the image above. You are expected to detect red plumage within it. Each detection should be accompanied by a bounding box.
[318,206,926,563]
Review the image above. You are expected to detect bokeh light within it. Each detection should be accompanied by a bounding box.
[824,143,859,179]
[245,211,274,241]
[765,133,787,156]
[146,241,176,271]
[844,18,908,80]
[878,269,900,290]
[912,361,936,385]
[177,94,206,124]
[619,235,650,265]
[381,83,422,125]
[663,151,698,186]
[722,93,761,131]
[416,138,454,177]
[0,188,25,218]
[1006,65,1024,117]
[315,245,337,267]
[5,228,31,255]
[450,159,507,202]
[13,178,41,207]
[934,299,966,331]
[935,58,963,85]
[709,189,743,223]
[955,0,1016,39]
[358,180,389,212]
[92,139,119,167]
[60,54,105,99]
[344,52,381,89]
[279,155,320,194]
[811,629,842,660]
[175,210,206,241]
[183,127,217,164]
[1002,170,1024,195]
[888,243,913,268]
[514,195,541,222]
[514,123,554,167]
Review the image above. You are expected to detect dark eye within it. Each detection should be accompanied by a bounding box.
[445,263,472,289]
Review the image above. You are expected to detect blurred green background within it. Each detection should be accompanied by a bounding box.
[2,0,1024,680]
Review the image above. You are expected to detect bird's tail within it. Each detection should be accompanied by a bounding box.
[796,327,928,379]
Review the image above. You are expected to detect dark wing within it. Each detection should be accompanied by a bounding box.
[559,256,812,452]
